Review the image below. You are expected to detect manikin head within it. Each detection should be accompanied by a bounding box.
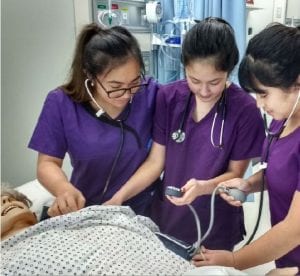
[1,187,37,240]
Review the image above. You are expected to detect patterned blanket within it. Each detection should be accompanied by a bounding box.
[1,205,193,275]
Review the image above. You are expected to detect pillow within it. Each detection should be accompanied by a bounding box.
[15,179,54,220]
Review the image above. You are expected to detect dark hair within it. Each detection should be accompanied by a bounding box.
[238,23,300,94]
[181,17,239,74]
[62,23,145,102]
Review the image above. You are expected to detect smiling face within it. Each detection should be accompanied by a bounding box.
[1,192,37,240]
[94,58,142,110]
[185,59,228,105]
[254,82,300,121]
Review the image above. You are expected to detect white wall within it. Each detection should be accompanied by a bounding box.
[286,0,300,20]
[246,0,275,42]
[1,0,79,186]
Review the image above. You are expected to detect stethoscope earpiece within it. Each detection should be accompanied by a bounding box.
[84,78,105,117]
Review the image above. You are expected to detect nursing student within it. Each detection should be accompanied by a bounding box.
[28,23,160,217]
[193,23,300,270]
[105,17,265,250]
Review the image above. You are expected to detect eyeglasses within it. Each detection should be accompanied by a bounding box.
[95,76,148,99]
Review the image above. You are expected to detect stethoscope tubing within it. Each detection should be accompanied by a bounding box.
[172,89,227,148]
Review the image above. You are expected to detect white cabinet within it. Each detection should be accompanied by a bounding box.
[286,0,300,20]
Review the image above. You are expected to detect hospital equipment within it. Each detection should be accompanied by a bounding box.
[171,89,227,146]
[91,0,196,82]
[92,0,150,30]
[158,185,246,260]
[92,0,154,76]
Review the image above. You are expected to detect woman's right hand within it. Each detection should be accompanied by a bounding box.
[47,187,86,217]
[218,178,250,207]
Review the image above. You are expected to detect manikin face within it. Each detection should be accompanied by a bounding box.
[185,59,228,105]
[1,194,37,239]
[255,82,300,121]
[95,58,142,109]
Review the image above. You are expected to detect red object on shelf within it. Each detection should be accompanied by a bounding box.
[246,0,254,4]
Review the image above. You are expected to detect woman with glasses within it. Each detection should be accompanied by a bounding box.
[28,23,160,217]
[106,18,265,251]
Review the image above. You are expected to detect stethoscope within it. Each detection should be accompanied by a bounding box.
[245,90,300,245]
[84,79,140,201]
[171,89,227,148]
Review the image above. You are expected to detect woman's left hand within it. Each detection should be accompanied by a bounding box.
[103,196,123,206]
[167,178,208,205]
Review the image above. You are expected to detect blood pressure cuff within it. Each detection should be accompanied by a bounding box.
[155,232,196,261]
[40,206,51,221]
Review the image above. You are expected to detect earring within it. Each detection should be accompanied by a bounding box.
[91,81,94,87]
[130,96,133,104]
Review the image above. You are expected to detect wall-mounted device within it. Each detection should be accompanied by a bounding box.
[92,0,151,32]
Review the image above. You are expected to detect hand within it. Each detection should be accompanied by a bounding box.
[218,178,250,207]
[167,178,208,205]
[192,246,235,267]
[47,187,86,217]
[103,195,123,206]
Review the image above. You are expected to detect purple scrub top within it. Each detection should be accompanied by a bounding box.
[28,77,160,215]
[151,80,265,249]
[264,120,300,268]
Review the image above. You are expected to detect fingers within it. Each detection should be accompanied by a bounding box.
[47,190,86,217]
[166,194,192,205]
[76,194,86,209]
[183,178,197,190]
[219,193,243,207]
[166,195,184,205]
[47,198,71,217]
[47,201,61,217]
[191,248,211,267]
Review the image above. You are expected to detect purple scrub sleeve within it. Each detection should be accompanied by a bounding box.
[28,78,159,215]
[264,120,300,268]
[151,80,266,249]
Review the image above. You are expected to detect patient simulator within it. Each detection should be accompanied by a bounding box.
[1,185,297,275]
[1,185,249,276]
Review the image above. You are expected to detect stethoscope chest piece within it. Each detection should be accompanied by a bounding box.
[171,129,186,143]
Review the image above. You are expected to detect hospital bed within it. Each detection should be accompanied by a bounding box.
[5,179,248,276]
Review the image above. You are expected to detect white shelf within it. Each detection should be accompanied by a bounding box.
[246,4,263,10]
